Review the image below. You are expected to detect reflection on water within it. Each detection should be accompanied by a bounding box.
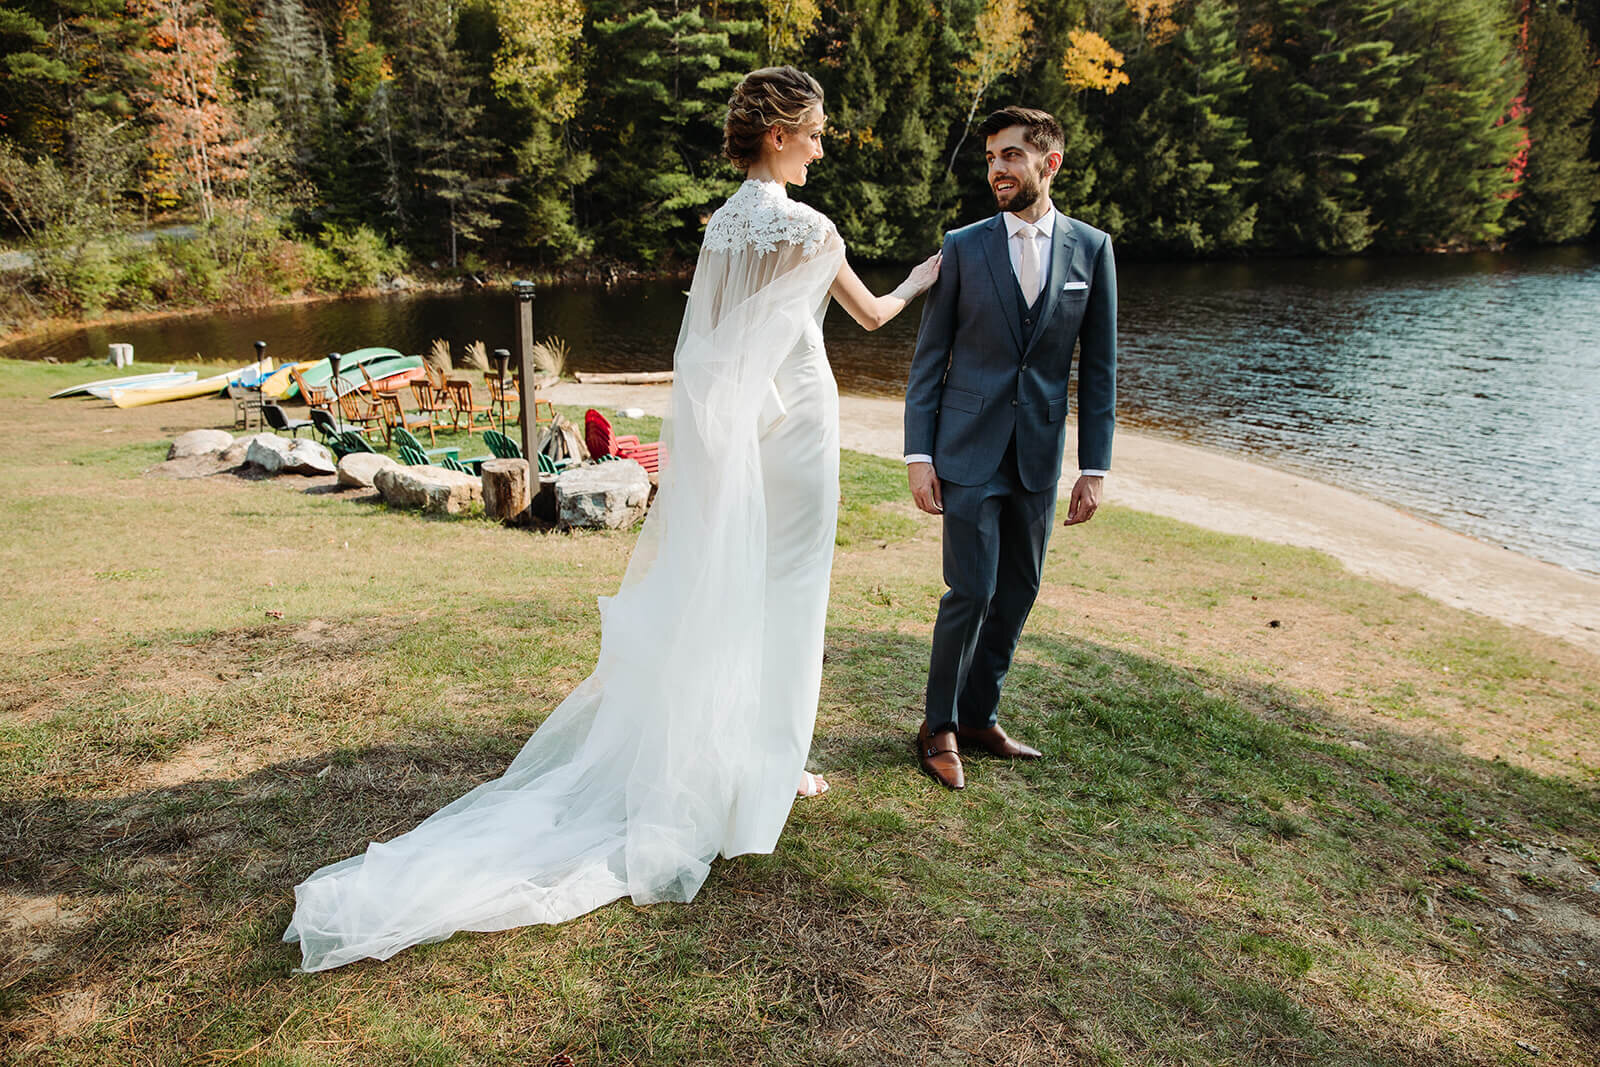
[7,247,1598,574]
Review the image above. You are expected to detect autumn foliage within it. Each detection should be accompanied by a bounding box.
[128,0,253,222]
[1061,30,1130,95]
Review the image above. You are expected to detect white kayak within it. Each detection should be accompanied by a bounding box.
[86,371,198,399]
[49,367,184,399]
[108,357,274,408]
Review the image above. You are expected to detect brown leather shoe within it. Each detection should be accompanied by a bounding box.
[916,722,964,790]
[955,723,1042,759]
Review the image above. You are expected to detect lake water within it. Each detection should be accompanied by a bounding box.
[9,247,1599,575]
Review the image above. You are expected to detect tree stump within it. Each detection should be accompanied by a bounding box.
[482,458,531,525]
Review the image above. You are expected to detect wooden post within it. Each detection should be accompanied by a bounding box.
[512,280,537,466]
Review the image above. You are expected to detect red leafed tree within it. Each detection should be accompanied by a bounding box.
[129,0,252,222]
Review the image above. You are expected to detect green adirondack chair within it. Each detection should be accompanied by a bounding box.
[393,426,458,465]
[482,429,522,459]
[327,430,378,458]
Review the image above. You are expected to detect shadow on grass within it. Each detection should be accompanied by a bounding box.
[3,627,1598,1063]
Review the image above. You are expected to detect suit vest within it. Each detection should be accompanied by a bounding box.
[1011,247,1052,349]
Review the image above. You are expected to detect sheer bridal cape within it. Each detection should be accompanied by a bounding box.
[284,180,847,971]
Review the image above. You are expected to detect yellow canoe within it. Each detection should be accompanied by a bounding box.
[261,360,319,400]
[110,358,274,408]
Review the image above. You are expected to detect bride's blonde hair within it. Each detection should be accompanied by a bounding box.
[722,67,824,172]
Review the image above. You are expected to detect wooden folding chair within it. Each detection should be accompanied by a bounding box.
[338,391,386,443]
[410,379,450,426]
[378,391,438,447]
[290,367,331,414]
[486,375,517,423]
[445,379,494,434]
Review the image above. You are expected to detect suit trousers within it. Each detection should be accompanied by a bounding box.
[924,437,1057,733]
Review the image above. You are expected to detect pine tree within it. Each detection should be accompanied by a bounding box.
[481,0,592,260]
[804,0,960,259]
[393,0,512,267]
[0,0,140,163]
[1104,0,1258,255]
[579,0,761,264]
[1369,0,1525,250]
[1511,5,1600,242]
[249,0,338,177]
[1245,0,1414,253]
[318,0,405,230]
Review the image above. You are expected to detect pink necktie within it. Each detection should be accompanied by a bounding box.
[1017,225,1041,305]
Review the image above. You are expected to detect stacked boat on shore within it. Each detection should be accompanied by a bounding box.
[48,347,423,408]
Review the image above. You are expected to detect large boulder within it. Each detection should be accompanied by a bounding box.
[373,464,483,515]
[168,428,233,460]
[337,451,399,489]
[556,459,651,529]
[220,432,281,467]
[247,435,337,476]
[284,439,337,476]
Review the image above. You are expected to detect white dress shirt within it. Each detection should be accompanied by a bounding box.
[906,206,1108,479]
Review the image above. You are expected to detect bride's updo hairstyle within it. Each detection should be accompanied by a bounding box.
[723,66,824,172]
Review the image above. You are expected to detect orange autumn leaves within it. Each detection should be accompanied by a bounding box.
[1059,0,1181,95]
[129,0,253,220]
[1061,30,1129,94]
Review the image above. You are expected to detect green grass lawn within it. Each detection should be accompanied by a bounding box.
[2,358,1598,1065]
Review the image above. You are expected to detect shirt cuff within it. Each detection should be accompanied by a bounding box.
[1080,469,1108,478]
[904,454,933,466]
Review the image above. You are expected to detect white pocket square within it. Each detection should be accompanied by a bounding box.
[1062,280,1089,291]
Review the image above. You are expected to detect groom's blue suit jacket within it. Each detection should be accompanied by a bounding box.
[904,207,1117,493]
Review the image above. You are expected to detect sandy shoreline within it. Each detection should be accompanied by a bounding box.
[547,381,1600,656]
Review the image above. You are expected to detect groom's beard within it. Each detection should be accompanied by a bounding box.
[992,162,1048,213]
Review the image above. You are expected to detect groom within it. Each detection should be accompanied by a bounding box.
[904,106,1117,790]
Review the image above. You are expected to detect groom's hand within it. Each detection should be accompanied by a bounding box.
[1064,475,1103,526]
[908,462,943,514]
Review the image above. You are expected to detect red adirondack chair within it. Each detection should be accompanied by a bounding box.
[585,409,661,473]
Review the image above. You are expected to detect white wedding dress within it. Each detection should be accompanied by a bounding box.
[284,179,847,972]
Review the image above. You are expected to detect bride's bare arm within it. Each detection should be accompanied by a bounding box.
[829,252,941,332]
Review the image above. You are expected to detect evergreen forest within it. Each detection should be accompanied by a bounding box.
[1,0,1597,320]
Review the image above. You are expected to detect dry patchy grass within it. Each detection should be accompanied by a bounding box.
[2,358,1598,1065]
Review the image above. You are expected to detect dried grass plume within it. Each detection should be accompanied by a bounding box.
[426,339,451,374]
[529,335,570,382]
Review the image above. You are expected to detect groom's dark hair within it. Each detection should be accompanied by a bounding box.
[977,106,1064,159]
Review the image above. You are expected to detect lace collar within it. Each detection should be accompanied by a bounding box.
[703,179,835,257]
[740,178,788,199]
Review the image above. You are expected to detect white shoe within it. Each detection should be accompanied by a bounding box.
[796,771,830,798]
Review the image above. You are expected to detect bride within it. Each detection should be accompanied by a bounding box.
[284,66,940,972]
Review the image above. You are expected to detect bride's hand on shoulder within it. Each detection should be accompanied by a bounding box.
[905,250,942,296]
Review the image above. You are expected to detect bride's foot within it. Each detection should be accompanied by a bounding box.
[797,771,830,798]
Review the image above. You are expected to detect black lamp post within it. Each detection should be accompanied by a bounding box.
[251,340,267,429]
[491,348,511,435]
[512,280,537,465]
[328,352,343,433]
